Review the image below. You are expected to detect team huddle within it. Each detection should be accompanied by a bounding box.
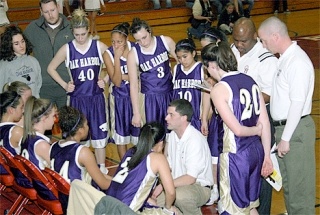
[0,0,316,214]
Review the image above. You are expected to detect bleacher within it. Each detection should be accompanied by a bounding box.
[7,0,320,33]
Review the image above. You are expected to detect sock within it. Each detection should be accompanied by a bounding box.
[99,163,108,174]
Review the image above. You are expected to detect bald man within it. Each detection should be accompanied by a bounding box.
[258,17,315,215]
[231,17,278,215]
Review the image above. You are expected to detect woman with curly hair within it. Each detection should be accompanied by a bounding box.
[0,26,41,98]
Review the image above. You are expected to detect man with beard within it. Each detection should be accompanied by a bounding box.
[24,0,74,108]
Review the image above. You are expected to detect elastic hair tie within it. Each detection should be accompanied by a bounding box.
[63,112,81,139]
[111,29,128,37]
[176,42,195,50]
[201,32,219,41]
[37,102,53,120]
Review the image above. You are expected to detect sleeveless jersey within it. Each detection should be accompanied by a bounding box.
[106,148,158,212]
[134,35,173,94]
[20,132,50,170]
[107,41,134,97]
[172,62,204,131]
[218,72,261,153]
[20,132,57,201]
[49,141,86,183]
[0,122,20,155]
[66,39,104,97]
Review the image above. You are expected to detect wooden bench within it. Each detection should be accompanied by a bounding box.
[6,0,320,32]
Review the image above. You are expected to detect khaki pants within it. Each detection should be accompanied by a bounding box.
[157,183,210,215]
[275,116,316,214]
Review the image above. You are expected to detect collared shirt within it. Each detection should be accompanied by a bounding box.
[270,41,314,120]
[166,124,213,187]
[231,38,278,97]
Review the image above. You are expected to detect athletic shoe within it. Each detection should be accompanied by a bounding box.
[97,11,104,16]
[205,184,219,205]
[284,9,290,14]
[100,167,109,174]
[274,10,278,14]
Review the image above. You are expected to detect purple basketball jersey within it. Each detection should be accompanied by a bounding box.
[172,62,204,131]
[106,148,158,212]
[50,141,85,183]
[135,36,173,94]
[66,39,104,97]
[219,72,261,153]
[0,123,18,155]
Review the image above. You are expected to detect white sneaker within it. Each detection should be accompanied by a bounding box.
[100,167,109,174]
[205,184,219,205]
[92,35,100,40]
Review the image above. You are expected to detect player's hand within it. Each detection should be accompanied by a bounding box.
[201,120,208,136]
[261,156,273,177]
[97,78,105,89]
[113,44,125,59]
[66,81,75,92]
[132,114,142,127]
[151,184,163,199]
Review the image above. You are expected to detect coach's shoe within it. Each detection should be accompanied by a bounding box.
[206,184,219,206]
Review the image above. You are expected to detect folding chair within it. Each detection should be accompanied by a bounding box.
[15,155,64,215]
[43,168,70,213]
[0,147,37,215]
[0,154,14,198]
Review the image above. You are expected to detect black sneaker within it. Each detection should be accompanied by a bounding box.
[97,11,104,16]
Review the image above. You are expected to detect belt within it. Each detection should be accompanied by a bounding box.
[273,115,309,127]
[204,185,213,190]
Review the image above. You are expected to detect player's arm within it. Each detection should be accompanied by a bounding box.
[151,153,175,210]
[102,49,122,87]
[163,36,178,63]
[78,146,111,190]
[211,83,262,137]
[257,93,273,177]
[34,140,51,168]
[127,48,142,127]
[10,126,23,149]
[47,44,70,91]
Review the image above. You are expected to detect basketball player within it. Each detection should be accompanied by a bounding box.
[201,42,273,214]
[50,106,112,212]
[127,18,177,129]
[103,22,140,160]
[47,9,109,173]
[172,38,205,131]
[106,122,177,214]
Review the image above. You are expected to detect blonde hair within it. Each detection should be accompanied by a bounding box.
[70,9,89,30]
[22,96,55,142]
[2,81,31,96]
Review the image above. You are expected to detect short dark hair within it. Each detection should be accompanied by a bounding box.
[169,99,193,122]
[39,0,57,7]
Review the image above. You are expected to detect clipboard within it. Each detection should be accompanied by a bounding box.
[192,80,212,92]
